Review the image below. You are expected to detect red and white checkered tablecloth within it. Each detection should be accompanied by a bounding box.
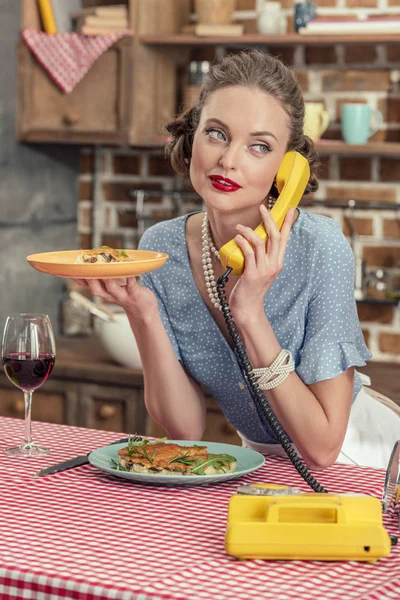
[0,416,399,600]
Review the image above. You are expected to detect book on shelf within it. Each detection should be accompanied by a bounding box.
[72,5,129,34]
[95,5,128,18]
[81,24,129,35]
[84,15,128,28]
[299,15,400,35]
[194,23,244,37]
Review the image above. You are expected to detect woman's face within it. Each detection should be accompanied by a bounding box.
[190,86,291,217]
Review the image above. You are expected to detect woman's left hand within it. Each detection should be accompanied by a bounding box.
[229,205,295,319]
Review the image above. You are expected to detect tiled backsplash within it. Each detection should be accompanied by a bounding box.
[78,7,400,361]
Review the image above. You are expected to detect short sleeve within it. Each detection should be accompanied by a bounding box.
[139,227,182,363]
[296,225,372,385]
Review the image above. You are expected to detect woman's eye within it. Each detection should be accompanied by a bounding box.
[206,128,226,141]
[252,143,271,155]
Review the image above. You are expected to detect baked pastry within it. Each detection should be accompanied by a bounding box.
[115,439,237,476]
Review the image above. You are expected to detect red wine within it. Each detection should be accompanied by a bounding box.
[2,353,55,392]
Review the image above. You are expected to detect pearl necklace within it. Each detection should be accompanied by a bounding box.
[201,213,222,310]
[201,198,276,311]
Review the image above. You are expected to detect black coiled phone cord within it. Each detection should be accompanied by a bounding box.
[217,268,327,494]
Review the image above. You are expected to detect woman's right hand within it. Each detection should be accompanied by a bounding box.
[74,277,158,318]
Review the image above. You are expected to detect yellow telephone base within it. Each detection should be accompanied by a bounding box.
[225,488,391,562]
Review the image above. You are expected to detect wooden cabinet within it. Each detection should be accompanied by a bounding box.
[0,337,147,434]
[17,38,132,145]
[79,383,145,432]
[1,336,398,443]
[0,378,78,424]
[17,0,189,146]
[18,1,400,148]
[146,396,242,446]
[0,336,242,445]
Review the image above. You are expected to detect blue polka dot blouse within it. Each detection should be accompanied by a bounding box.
[139,209,372,444]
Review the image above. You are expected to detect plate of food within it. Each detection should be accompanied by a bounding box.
[88,438,265,486]
[26,247,168,279]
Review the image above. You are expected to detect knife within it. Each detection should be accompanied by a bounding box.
[34,435,142,477]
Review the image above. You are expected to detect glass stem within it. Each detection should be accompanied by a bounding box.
[23,392,33,446]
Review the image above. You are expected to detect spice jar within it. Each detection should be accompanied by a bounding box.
[365,268,388,300]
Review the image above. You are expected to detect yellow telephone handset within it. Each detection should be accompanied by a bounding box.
[219,151,311,277]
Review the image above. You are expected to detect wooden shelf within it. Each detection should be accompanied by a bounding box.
[130,139,400,157]
[316,141,400,156]
[356,297,399,305]
[139,33,400,46]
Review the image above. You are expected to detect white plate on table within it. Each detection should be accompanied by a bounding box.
[88,440,265,487]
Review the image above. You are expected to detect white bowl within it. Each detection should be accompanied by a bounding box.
[95,309,142,370]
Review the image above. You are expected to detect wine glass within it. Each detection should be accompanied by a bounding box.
[2,314,56,457]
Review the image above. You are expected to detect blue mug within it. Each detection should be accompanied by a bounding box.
[341,103,383,145]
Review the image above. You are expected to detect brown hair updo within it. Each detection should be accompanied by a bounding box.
[166,50,319,196]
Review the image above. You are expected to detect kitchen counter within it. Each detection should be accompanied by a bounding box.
[52,334,143,387]
[0,334,147,433]
[0,335,397,441]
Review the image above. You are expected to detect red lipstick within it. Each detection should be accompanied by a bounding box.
[210,175,241,193]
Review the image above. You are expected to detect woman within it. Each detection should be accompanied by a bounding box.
[77,51,399,470]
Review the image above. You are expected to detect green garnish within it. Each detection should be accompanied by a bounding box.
[148,437,167,445]
[168,450,196,466]
[127,436,167,449]
[118,250,129,258]
[111,458,127,471]
[140,447,153,464]
[191,453,236,475]
[125,436,167,457]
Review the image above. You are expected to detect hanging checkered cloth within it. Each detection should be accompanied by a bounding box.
[21,28,132,94]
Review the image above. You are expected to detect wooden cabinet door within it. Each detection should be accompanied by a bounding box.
[203,396,241,445]
[146,396,242,446]
[78,383,147,434]
[0,377,78,424]
[17,39,132,144]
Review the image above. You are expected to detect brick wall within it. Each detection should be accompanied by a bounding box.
[78,0,400,362]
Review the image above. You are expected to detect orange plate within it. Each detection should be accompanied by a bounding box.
[26,250,169,279]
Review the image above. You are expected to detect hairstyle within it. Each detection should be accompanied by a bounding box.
[165,50,319,196]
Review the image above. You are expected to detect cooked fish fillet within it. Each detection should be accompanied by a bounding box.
[117,442,237,476]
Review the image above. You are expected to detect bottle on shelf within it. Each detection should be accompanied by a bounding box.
[365,268,389,300]
[390,70,400,95]
[183,61,211,109]
[294,0,317,33]
[354,257,366,301]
